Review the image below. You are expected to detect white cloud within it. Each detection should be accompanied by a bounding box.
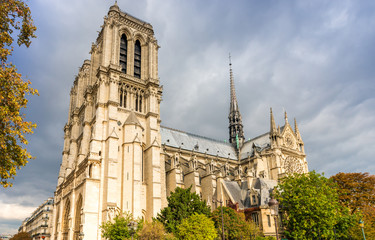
[0,200,36,221]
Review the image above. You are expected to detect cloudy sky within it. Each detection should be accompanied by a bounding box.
[1,0,375,234]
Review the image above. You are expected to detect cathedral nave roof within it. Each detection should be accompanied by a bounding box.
[160,126,237,160]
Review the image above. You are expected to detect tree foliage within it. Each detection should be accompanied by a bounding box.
[212,206,261,240]
[330,172,375,214]
[100,212,142,240]
[0,0,38,187]
[331,172,375,239]
[156,187,211,234]
[275,171,356,240]
[138,221,175,240]
[359,205,375,240]
[176,213,217,240]
[9,232,32,240]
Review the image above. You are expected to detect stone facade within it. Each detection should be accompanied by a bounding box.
[19,198,54,240]
[52,4,308,239]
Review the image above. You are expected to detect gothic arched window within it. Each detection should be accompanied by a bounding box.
[120,34,127,74]
[62,199,70,239]
[134,40,141,78]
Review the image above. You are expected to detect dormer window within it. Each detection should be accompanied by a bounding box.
[252,195,256,205]
[120,34,128,74]
[134,40,141,78]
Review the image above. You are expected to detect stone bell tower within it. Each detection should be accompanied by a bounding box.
[53,3,165,240]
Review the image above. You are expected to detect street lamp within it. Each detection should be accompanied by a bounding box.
[213,198,225,240]
[127,221,138,240]
[359,220,366,240]
[268,198,279,240]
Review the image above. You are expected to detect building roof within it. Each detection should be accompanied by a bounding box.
[123,111,143,128]
[223,181,245,208]
[255,178,278,206]
[160,126,238,160]
[239,132,271,160]
[222,178,277,210]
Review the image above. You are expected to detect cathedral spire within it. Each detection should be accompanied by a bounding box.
[228,54,245,148]
[229,54,238,113]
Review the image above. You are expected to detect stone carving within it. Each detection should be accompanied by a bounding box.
[283,156,304,174]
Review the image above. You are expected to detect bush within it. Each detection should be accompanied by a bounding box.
[100,212,142,240]
[176,213,217,240]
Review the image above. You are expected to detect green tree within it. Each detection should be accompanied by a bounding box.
[0,0,38,187]
[176,213,217,240]
[275,171,355,240]
[212,206,261,240]
[9,232,32,240]
[138,221,175,240]
[156,186,211,234]
[100,212,142,240]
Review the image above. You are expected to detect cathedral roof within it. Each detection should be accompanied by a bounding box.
[160,126,237,160]
[239,132,271,160]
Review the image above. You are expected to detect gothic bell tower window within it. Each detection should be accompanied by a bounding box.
[134,40,141,78]
[119,85,127,108]
[120,34,127,74]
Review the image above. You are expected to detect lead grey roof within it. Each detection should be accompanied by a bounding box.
[223,181,244,208]
[255,178,278,205]
[222,179,277,209]
[161,126,238,160]
[239,132,271,160]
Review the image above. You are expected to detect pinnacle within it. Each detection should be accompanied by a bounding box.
[270,108,277,134]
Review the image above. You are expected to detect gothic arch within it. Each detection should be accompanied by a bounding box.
[118,26,132,40]
[73,194,83,240]
[133,33,146,45]
[62,199,71,240]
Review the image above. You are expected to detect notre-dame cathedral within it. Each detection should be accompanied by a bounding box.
[52,3,308,239]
